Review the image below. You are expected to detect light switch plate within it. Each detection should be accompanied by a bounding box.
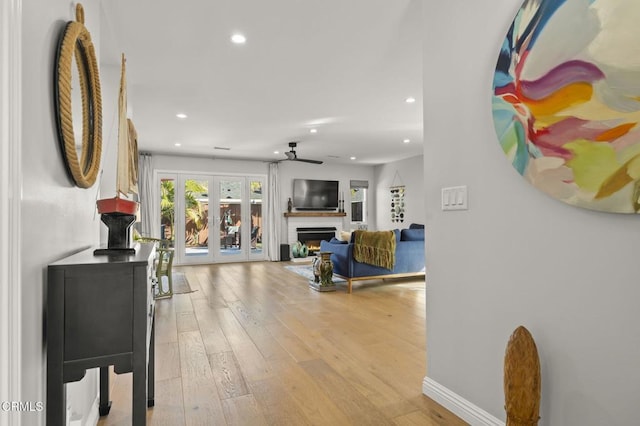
[441,186,468,210]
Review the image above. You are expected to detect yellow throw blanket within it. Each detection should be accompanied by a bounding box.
[353,230,396,270]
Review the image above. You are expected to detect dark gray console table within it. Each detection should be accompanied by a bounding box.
[47,243,156,425]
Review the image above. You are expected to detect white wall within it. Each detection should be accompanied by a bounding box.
[423,1,640,425]
[21,0,103,424]
[374,155,424,230]
[152,154,270,177]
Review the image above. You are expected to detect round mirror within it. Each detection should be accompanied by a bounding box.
[70,42,84,168]
[54,4,102,188]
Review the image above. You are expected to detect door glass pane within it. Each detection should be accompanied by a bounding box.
[185,179,209,257]
[160,177,176,248]
[219,179,243,256]
[250,180,263,255]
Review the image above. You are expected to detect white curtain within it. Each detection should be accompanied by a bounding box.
[267,162,281,260]
[138,153,155,237]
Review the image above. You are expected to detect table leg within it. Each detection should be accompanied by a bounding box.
[47,270,67,426]
[99,367,112,416]
[132,362,146,424]
[46,371,66,425]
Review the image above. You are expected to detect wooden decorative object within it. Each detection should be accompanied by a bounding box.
[504,326,541,426]
[53,3,102,188]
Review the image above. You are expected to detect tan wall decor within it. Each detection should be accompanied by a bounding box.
[53,3,102,188]
[127,118,139,190]
[504,326,541,426]
[390,170,405,223]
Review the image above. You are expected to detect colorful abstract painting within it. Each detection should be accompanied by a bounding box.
[492,0,640,213]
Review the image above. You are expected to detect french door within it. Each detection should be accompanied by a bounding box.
[213,176,265,262]
[157,172,266,264]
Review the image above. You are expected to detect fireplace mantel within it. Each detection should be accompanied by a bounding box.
[284,212,346,218]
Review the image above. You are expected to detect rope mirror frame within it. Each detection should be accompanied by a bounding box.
[53,3,102,188]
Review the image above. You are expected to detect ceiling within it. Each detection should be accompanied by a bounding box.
[100,0,423,166]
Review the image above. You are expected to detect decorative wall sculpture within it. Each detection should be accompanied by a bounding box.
[492,0,640,213]
[390,186,405,223]
[390,170,405,223]
[504,326,541,426]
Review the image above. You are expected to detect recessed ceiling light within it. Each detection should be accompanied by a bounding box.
[405,97,416,104]
[274,151,280,154]
[174,143,181,147]
[350,156,356,161]
[176,113,187,119]
[231,34,246,44]
[310,128,318,134]
[403,139,411,143]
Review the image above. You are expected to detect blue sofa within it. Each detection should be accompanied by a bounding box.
[319,224,425,293]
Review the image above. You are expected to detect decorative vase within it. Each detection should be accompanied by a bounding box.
[292,241,307,258]
[287,197,293,213]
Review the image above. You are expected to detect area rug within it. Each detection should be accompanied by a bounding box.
[169,272,196,295]
[284,264,346,283]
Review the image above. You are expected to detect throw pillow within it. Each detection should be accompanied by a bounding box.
[339,230,353,242]
[401,228,424,241]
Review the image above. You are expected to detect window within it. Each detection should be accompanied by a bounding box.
[350,180,368,223]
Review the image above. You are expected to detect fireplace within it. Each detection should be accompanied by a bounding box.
[296,227,336,255]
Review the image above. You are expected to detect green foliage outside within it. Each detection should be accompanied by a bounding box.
[160,179,209,247]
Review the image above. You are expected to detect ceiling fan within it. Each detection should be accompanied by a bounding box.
[283,142,323,164]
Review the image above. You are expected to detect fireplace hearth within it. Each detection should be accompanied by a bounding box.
[296,227,336,255]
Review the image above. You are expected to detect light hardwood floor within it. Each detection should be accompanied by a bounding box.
[97,261,467,425]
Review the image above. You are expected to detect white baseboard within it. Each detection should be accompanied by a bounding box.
[422,376,504,426]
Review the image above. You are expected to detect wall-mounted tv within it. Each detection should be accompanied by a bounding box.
[292,179,339,210]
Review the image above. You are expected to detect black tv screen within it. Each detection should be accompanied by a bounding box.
[292,179,339,210]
